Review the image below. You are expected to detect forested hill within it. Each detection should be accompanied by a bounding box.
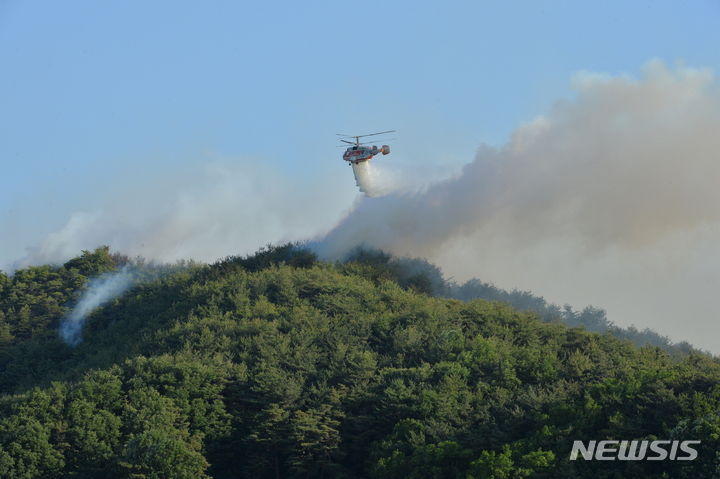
[342,246,695,356]
[1,246,719,478]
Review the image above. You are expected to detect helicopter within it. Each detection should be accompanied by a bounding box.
[337,130,394,165]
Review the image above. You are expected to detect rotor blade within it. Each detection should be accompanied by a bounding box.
[337,138,395,147]
[355,130,395,138]
[357,138,395,145]
[336,134,357,137]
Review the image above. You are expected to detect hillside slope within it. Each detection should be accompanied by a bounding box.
[0,247,719,478]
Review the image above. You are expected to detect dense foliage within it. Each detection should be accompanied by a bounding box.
[0,245,719,478]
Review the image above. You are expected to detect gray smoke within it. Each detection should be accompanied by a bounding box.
[316,60,720,260]
[60,267,134,346]
[7,159,352,271]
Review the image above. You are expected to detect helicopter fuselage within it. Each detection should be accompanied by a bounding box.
[343,146,375,165]
[342,145,389,165]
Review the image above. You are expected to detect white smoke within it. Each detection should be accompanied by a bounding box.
[318,60,720,258]
[315,60,720,352]
[60,268,134,346]
[7,159,352,270]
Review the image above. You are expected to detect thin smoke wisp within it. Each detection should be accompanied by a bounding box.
[60,267,134,346]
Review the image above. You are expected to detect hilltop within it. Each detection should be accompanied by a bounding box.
[0,245,719,478]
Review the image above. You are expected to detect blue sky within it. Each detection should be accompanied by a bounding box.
[2,1,720,350]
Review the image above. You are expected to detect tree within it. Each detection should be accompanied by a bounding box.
[119,429,209,479]
[63,246,117,277]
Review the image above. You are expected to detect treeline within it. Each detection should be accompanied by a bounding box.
[0,245,718,477]
[337,246,695,356]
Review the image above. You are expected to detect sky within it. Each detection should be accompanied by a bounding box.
[1,1,720,351]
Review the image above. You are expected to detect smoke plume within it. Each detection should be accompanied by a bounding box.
[7,160,352,271]
[60,268,134,346]
[314,60,720,352]
[317,60,720,259]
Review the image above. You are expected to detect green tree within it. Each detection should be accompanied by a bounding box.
[118,429,209,479]
[63,245,117,277]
